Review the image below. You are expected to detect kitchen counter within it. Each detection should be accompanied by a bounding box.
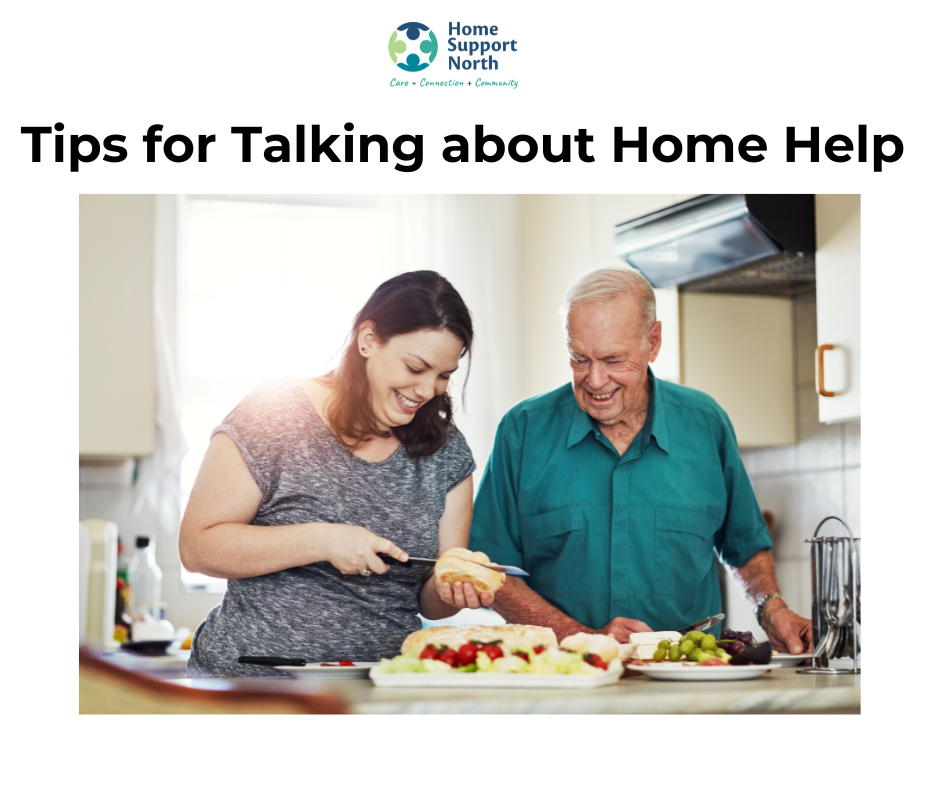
[165,666,860,714]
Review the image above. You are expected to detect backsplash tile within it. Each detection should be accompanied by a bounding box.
[739,294,860,633]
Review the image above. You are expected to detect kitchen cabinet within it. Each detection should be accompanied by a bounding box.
[79,195,156,457]
[814,195,861,423]
[679,292,796,448]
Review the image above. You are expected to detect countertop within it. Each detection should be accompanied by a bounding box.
[163,666,861,714]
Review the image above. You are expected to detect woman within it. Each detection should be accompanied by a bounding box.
[181,270,490,676]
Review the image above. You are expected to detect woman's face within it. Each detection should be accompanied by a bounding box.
[359,325,465,432]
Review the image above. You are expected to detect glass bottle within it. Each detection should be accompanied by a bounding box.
[127,535,163,620]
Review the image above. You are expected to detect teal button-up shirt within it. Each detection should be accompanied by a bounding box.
[469,369,772,633]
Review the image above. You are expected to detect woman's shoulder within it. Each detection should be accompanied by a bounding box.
[418,425,475,489]
[218,377,315,431]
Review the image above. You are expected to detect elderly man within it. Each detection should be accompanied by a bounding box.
[470,267,812,654]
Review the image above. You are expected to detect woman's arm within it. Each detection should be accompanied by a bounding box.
[418,475,496,619]
[178,433,407,579]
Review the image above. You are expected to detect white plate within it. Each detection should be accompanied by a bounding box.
[771,653,811,666]
[281,662,380,679]
[627,662,778,681]
[369,667,622,689]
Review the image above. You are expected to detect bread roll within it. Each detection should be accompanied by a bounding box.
[559,632,620,663]
[401,625,558,656]
[434,547,507,595]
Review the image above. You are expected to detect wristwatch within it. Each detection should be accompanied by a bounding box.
[755,592,784,626]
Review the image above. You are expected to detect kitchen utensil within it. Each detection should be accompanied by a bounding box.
[676,613,725,634]
[379,554,530,577]
[238,656,307,667]
[798,517,860,675]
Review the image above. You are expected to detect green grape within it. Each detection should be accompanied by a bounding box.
[691,648,704,661]
[657,640,671,651]
[702,634,716,650]
[653,649,667,662]
[688,631,705,644]
[668,644,681,662]
[679,639,695,656]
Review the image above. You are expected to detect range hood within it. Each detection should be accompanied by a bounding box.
[614,194,816,296]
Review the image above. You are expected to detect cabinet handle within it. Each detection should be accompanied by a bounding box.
[817,344,835,397]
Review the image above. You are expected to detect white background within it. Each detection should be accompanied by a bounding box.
[3,0,931,782]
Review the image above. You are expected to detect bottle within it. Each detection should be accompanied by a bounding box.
[127,535,163,621]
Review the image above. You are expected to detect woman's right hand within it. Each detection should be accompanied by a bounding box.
[318,523,409,575]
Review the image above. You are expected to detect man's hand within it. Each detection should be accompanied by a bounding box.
[762,601,813,655]
[597,617,653,643]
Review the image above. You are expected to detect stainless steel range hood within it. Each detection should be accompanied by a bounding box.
[614,194,816,296]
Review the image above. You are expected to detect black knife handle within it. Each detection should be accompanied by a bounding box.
[379,555,435,567]
[238,656,306,667]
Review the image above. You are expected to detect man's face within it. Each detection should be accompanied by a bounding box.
[567,293,662,425]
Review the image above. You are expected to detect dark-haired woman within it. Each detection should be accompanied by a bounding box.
[181,271,489,676]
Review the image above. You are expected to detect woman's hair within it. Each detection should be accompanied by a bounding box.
[325,270,473,458]
[559,266,657,334]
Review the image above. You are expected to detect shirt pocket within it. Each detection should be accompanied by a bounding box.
[654,507,719,598]
[518,508,587,593]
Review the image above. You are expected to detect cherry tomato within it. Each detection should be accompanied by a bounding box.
[533,645,545,655]
[482,644,504,660]
[439,648,459,668]
[338,660,354,666]
[419,647,441,661]
[583,653,608,670]
[513,650,530,663]
[457,643,479,666]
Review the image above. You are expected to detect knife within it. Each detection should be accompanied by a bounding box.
[379,554,529,577]
[676,613,725,635]
[238,655,307,667]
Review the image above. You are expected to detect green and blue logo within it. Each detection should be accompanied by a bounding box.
[388,22,438,72]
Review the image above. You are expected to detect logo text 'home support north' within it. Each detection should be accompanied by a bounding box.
[389,22,518,72]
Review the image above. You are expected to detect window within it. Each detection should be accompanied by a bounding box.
[178,196,401,589]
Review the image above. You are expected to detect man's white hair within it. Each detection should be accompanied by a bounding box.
[560,266,657,333]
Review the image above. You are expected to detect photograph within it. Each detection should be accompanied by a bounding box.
[78,193,860,714]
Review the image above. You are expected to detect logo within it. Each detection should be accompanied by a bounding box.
[388,22,438,72]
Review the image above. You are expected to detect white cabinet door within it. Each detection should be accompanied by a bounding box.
[814,195,861,423]
[680,292,796,448]
[80,195,156,457]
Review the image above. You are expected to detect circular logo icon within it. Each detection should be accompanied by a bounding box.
[388,22,437,72]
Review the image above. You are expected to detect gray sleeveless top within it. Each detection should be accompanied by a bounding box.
[188,378,475,677]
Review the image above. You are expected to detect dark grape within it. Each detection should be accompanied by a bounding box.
[728,641,745,655]
[720,628,736,640]
[740,631,752,643]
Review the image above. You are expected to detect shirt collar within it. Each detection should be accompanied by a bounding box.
[565,367,671,454]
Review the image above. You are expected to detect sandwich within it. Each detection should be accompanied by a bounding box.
[434,547,507,595]
[620,630,683,660]
[559,632,621,664]
[401,624,557,656]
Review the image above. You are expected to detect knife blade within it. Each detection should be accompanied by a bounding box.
[676,613,725,635]
[379,554,529,577]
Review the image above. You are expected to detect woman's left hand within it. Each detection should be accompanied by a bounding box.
[435,579,494,610]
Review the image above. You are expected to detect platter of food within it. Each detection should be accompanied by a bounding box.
[370,625,625,689]
[625,662,779,681]
[281,662,380,679]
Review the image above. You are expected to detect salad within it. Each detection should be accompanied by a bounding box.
[374,643,621,676]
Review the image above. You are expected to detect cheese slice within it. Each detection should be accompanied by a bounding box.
[628,630,682,646]
[634,644,660,660]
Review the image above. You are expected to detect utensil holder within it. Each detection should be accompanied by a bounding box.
[797,516,860,675]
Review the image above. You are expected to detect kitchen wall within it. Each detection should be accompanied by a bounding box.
[79,462,224,631]
[724,293,861,638]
